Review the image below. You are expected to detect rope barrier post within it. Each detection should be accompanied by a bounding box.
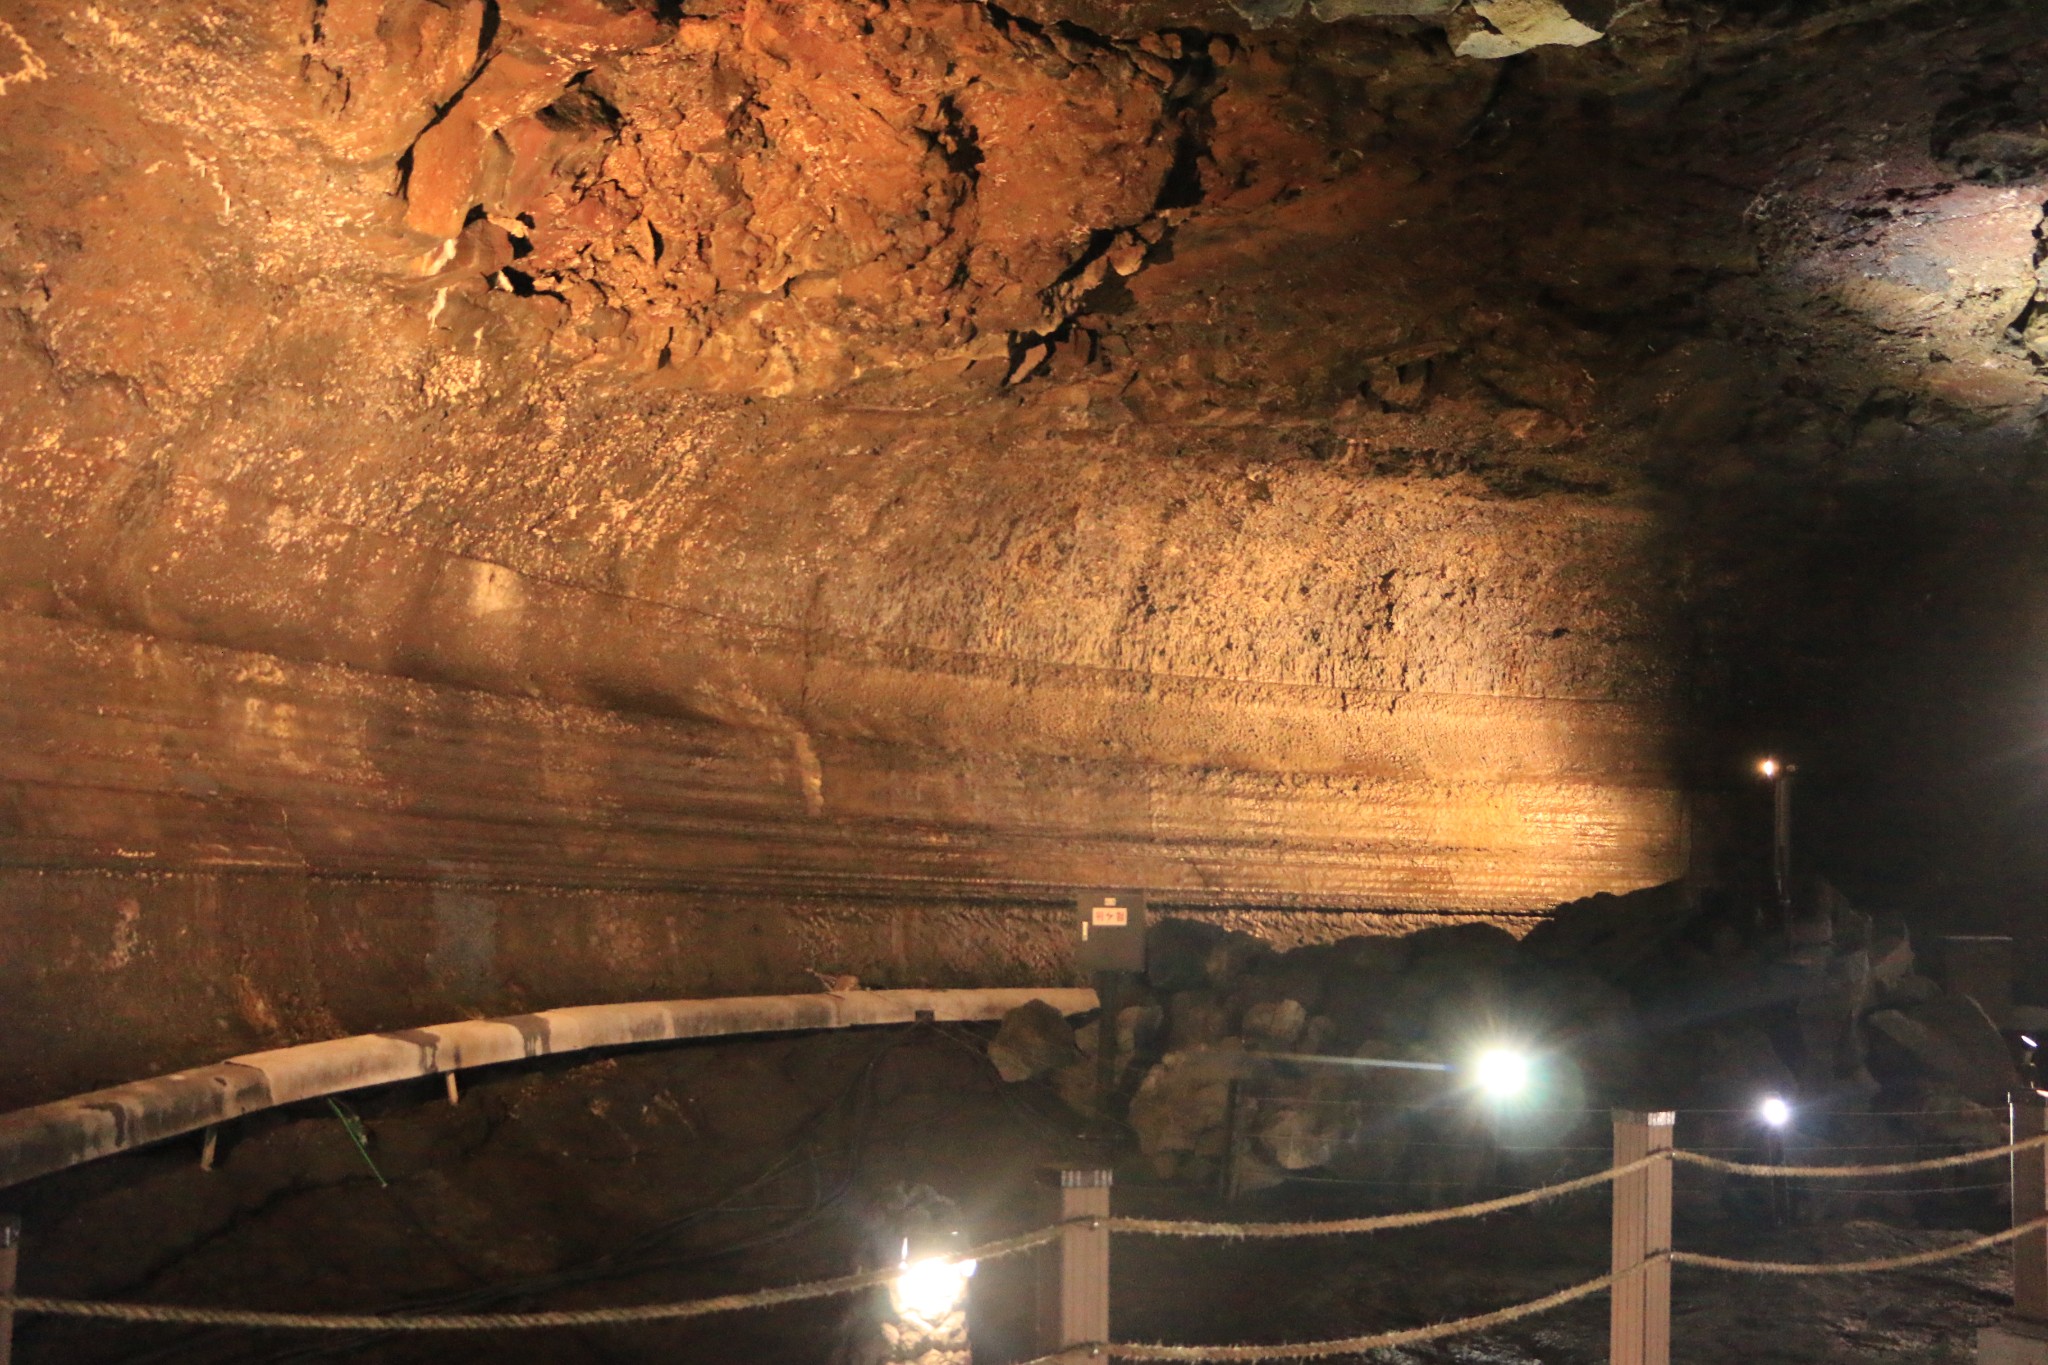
[1,1214,19,1365]
[2014,1091,2048,1323]
[1610,1110,1674,1365]
[1982,1091,2048,1364]
[1049,1169,1111,1361]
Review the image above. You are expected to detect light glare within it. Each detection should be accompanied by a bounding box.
[1758,758,1780,778]
[1759,1095,1791,1128]
[1472,1047,1531,1100]
[893,1256,976,1319]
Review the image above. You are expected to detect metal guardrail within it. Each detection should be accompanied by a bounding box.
[0,988,1099,1191]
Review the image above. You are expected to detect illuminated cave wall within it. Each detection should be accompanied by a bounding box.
[2,0,2044,1099]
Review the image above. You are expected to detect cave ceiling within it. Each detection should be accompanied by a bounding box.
[0,0,2043,914]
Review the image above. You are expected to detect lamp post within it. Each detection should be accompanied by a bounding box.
[1758,1094,1796,1227]
[1758,757,1794,919]
[879,1197,974,1365]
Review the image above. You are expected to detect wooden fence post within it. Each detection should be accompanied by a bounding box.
[1982,1089,2048,1359]
[1610,1110,1674,1365]
[0,1214,19,1365]
[1051,1169,1111,1361]
[2014,1091,2048,1324]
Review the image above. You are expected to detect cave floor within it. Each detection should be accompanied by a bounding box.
[4,1030,2011,1364]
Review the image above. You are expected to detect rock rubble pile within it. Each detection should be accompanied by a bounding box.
[993,884,2029,1193]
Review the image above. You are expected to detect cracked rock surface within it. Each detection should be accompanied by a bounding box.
[1,0,2046,1105]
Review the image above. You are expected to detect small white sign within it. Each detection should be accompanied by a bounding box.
[1092,904,1128,927]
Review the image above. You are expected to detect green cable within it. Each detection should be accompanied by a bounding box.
[325,1099,389,1188]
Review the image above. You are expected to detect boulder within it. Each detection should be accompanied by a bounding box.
[1165,989,1235,1052]
[1121,1002,1166,1058]
[988,1000,1082,1083]
[1868,1009,1940,1081]
[1405,921,1521,975]
[1129,1047,1239,1161]
[1238,945,1335,1016]
[1318,942,1408,1047]
[1879,972,1941,1008]
[1795,946,1874,1090]
[1869,913,1913,987]
[1059,1004,1163,1116]
[1690,1023,1798,1106]
[1230,1151,1290,1196]
[1242,998,1308,1051]
[1335,935,1413,977]
[1511,966,1642,1091]
[1868,996,2017,1104]
[1147,919,1230,993]
[1258,1098,1347,1171]
[1452,0,1605,59]
[1206,933,1277,988]
[1051,1058,1101,1117]
[1910,994,2018,1102]
[1518,881,1701,986]
[1918,1092,2006,1144]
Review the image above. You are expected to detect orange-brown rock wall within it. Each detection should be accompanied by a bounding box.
[0,859,1522,1111]
[18,0,2047,1103]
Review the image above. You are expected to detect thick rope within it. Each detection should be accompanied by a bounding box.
[1013,1271,1620,1362]
[0,1226,1060,1332]
[1674,1132,2048,1179]
[15,1137,2048,1338]
[1671,1217,2048,1276]
[1112,1131,2048,1241]
[1106,1154,1664,1238]
[1011,1220,2048,1361]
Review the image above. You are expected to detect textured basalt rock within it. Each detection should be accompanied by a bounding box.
[4,0,2048,1105]
[1087,891,2017,1189]
[311,0,1209,393]
[510,4,1194,392]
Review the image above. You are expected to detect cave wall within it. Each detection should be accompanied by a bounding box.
[4,0,2046,1101]
[0,862,1504,1112]
[0,498,1668,1102]
[0,457,1682,901]
[0,868,1066,1111]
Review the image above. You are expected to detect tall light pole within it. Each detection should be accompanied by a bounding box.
[1758,757,1794,919]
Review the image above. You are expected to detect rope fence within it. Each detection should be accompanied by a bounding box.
[0,1227,1061,1333]
[6,1113,2048,1361]
[1670,1217,2048,1277]
[1103,1153,1665,1238]
[1008,1219,2048,1363]
[1015,1272,1625,1363]
[1673,1133,2048,1179]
